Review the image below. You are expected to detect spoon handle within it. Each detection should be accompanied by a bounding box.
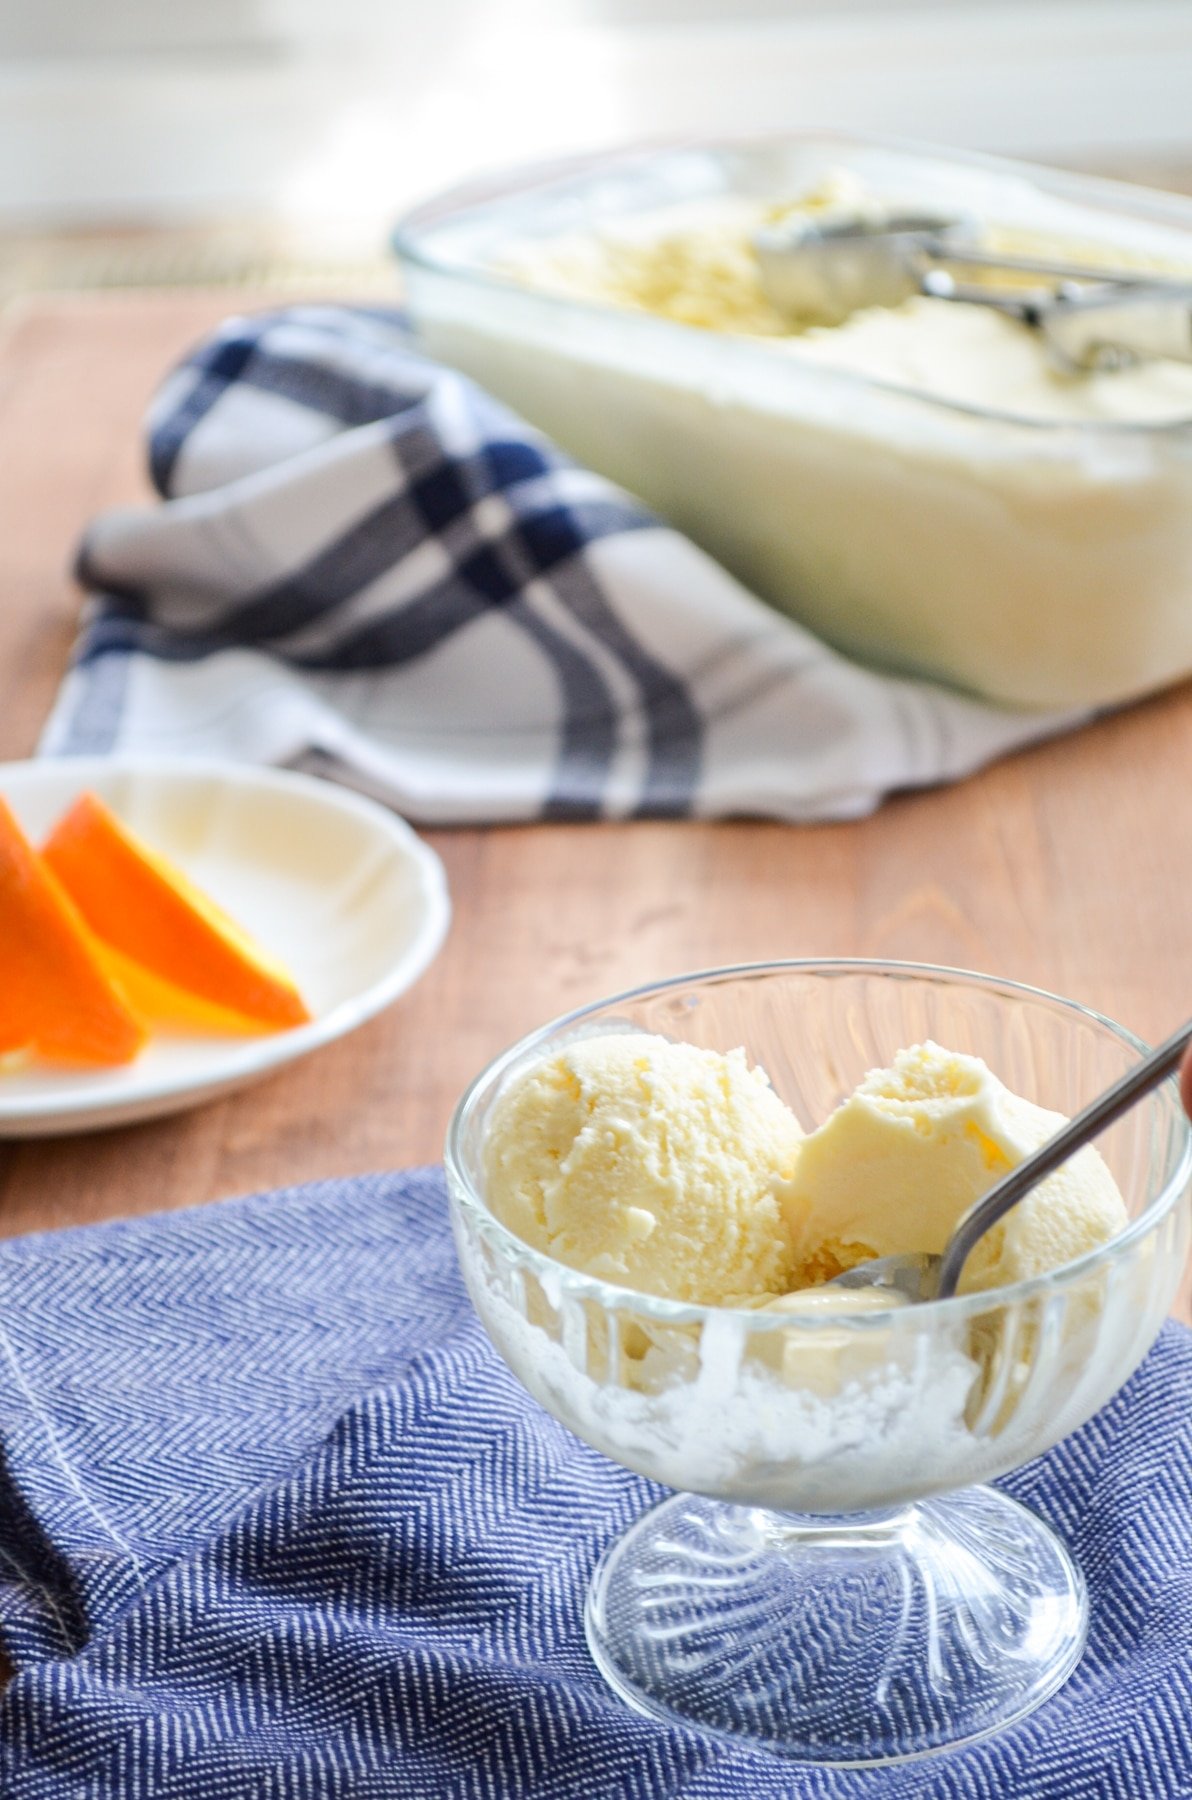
[935,1019,1192,1300]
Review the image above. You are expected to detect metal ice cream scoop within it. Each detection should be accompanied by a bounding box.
[754,212,1192,372]
[829,1017,1192,1305]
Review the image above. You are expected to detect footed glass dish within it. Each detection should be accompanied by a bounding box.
[445,961,1192,1764]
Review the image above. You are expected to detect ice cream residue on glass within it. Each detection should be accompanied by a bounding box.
[483,1032,1128,1309]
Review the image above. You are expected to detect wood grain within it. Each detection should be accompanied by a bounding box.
[0,290,1188,1322]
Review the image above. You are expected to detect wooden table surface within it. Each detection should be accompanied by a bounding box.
[0,289,1189,1318]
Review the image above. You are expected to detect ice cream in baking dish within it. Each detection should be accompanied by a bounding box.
[482,1032,1128,1307]
[498,180,1192,425]
[400,144,1192,709]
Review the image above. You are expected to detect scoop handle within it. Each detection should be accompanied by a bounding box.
[1041,286,1192,370]
[918,237,1192,290]
[935,1019,1192,1300]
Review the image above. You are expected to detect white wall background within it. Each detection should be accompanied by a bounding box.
[3,0,1191,242]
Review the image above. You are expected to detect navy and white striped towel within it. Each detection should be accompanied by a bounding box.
[0,1166,1190,1797]
[40,306,1081,823]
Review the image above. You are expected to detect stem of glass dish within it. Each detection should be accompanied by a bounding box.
[755,1505,918,1548]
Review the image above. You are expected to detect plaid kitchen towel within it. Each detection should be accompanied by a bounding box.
[39,306,1080,823]
[0,1166,1190,1798]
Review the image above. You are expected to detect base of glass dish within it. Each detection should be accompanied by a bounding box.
[585,1487,1087,1766]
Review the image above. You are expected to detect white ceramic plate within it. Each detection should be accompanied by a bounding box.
[0,757,450,1136]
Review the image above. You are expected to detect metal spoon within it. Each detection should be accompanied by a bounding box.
[754,212,1192,371]
[830,1018,1192,1305]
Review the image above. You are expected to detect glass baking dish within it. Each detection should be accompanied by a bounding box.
[394,136,1192,710]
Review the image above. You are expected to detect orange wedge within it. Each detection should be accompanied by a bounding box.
[42,792,311,1034]
[0,796,147,1067]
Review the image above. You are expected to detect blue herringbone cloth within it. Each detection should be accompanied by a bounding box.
[0,1167,1189,1798]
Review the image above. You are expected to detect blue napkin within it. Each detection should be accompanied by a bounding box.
[39,306,1076,824]
[0,1167,1188,1797]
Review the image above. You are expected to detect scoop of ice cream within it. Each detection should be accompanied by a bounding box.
[483,1032,804,1304]
[782,1040,1128,1293]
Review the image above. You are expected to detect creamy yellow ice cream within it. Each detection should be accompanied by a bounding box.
[484,1032,1128,1307]
[501,180,1192,424]
[782,1040,1128,1294]
[483,1032,804,1304]
[476,1025,1140,1512]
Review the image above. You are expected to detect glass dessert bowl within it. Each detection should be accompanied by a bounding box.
[445,961,1191,1765]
